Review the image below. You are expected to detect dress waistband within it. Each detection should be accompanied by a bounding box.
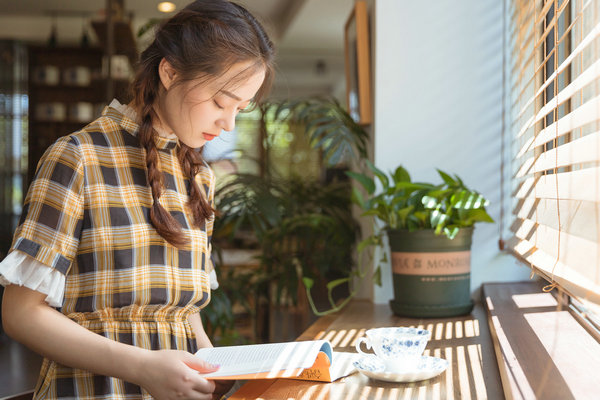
[67,304,197,324]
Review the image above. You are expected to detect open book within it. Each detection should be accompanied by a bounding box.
[195,340,358,382]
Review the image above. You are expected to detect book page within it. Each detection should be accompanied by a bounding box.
[196,340,332,379]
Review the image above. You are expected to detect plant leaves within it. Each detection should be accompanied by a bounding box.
[346,171,376,194]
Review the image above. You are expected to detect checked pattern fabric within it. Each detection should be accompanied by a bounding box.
[10,104,215,399]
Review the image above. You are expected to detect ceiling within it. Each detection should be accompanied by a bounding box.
[0,0,356,98]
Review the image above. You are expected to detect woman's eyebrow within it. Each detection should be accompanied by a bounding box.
[219,89,247,102]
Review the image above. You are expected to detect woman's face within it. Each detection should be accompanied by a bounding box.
[156,60,266,148]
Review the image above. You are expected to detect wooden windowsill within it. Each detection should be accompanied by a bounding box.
[483,281,600,400]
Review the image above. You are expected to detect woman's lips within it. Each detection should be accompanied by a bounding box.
[202,133,216,141]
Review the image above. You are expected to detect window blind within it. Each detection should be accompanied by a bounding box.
[508,0,600,305]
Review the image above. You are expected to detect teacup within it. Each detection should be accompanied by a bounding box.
[355,327,431,373]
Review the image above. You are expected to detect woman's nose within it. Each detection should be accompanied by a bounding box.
[219,110,236,132]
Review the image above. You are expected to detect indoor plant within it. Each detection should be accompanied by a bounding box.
[348,161,494,317]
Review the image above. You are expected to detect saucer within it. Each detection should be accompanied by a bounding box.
[353,354,449,383]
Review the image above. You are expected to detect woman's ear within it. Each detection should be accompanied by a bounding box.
[158,58,177,90]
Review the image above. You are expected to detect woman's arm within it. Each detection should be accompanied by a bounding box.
[188,312,213,348]
[2,284,217,399]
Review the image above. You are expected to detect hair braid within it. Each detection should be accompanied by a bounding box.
[136,79,187,247]
[178,145,214,227]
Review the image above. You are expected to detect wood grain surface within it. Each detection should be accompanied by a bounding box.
[230,300,504,400]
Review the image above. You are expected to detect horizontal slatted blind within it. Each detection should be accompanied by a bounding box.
[508,0,600,304]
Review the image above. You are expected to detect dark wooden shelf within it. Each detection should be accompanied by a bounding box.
[26,45,132,187]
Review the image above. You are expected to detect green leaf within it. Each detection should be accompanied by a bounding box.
[422,196,438,209]
[302,277,314,290]
[346,171,376,194]
[437,169,457,186]
[326,277,350,291]
[350,186,365,209]
[373,266,382,286]
[444,226,459,239]
[393,165,411,183]
[461,208,495,225]
[366,160,390,191]
[357,235,379,252]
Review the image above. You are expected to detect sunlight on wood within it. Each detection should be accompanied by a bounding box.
[435,322,444,340]
[300,384,320,400]
[467,344,487,399]
[490,315,536,398]
[331,329,348,347]
[455,320,464,338]
[512,293,558,308]
[425,323,435,335]
[464,319,478,337]
[456,346,471,400]
[397,386,411,399]
[315,384,329,400]
[323,330,337,342]
[445,322,453,339]
[314,330,326,340]
[373,387,385,400]
[524,311,600,399]
[351,328,367,346]
[359,386,372,399]
[339,328,358,347]
[444,347,455,400]
[431,347,442,400]
[485,295,495,311]
[417,385,428,400]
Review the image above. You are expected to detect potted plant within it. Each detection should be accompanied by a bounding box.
[347,161,494,317]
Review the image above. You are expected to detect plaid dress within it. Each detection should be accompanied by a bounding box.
[10,104,215,399]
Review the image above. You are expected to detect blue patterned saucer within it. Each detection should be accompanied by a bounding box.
[353,354,449,383]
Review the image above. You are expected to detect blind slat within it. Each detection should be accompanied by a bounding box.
[533,58,600,126]
[507,237,600,304]
[514,197,599,242]
[527,93,600,151]
[515,20,600,121]
[514,167,600,202]
[516,131,600,176]
[511,219,599,287]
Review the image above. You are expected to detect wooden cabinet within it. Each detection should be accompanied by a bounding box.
[27,46,131,185]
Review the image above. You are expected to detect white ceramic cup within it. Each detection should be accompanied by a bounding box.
[355,327,431,373]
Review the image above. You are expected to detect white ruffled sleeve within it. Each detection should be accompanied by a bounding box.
[0,250,65,307]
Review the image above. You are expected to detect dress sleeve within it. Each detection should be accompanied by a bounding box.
[9,135,84,284]
[0,251,65,307]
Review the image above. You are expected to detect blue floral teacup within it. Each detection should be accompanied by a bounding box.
[355,327,431,373]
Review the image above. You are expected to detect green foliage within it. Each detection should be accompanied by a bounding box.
[215,173,359,309]
[349,162,494,239]
[206,97,372,323]
[274,97,369,165]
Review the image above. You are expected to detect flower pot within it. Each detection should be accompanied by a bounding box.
[387,227,474,317]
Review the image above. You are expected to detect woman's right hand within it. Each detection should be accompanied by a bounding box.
[137,349,219,400]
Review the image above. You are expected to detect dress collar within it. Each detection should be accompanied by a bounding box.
[103,99,179,151]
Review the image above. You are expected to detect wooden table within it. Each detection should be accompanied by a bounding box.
[229,300,504,399]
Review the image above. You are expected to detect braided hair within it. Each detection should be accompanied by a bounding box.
[130,0,274,247]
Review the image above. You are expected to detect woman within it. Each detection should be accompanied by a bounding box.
[0,1,274,399]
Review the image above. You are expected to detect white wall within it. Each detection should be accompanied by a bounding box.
[371,0,531,303]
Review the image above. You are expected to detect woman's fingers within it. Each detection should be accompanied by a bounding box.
[184,354,220,374]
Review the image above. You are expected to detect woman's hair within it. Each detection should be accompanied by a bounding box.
[130,0,275,248]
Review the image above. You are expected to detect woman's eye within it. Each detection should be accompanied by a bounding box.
[213,100,224,109]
